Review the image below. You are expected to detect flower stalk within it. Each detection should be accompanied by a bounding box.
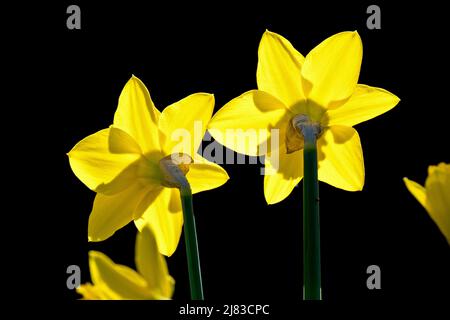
[296,116,321,300]
[179,184,204,300]
[160,155,204,300]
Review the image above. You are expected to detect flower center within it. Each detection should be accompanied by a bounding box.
[159,153,193,188]
[285,114,322,154]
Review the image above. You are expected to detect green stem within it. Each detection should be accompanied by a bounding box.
[302,124,321,300]
[179,184,204,300]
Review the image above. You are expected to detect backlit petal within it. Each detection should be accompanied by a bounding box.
[403,177,427,210]
[88,183,149,242]
[132,186,164,220]
[159,93,214,158]
[134,187,183,256]
[317,126,364,191]
[136,224,174,298]
[113,75,161,153]
[208,90,289,156]
[425,163,450,244]
[264,145,303,204]
[88,251,156,299]
[326,85,400,127]
[257,30,306,109]
[186,156,229,194]
[68,127,142,194]
[76,283,111,300]
[301,31,362,109]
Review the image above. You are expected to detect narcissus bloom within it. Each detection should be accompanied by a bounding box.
[68,76,229,256]
[208,30,400,204]
[77,224,174,299]
[404,163,450,245]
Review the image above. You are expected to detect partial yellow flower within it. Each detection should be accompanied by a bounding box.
[68,76,229,256]
[208,30,400,204]
[77,224,174,299]
[404,163,450,245]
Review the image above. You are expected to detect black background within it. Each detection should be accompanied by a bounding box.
[36,0,450,315]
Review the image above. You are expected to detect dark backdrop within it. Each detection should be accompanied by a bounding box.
[49,0,449,315]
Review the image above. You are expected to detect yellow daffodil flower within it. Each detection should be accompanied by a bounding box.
[404,163,450,245]
[68,76,229,256]
[77,224,174,299]
[208,30,400,204]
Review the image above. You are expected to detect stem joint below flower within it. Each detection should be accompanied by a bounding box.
[159,153,193,190]
[286,114,322,153]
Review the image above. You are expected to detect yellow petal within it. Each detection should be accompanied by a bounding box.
[158,93,214,158]
[186,156,229,194]
[428,162,450,176]
[68,128,142,194]
[107,125,143,153]
[317,126,364,191]
[88,251,156,299]
[403,177,427,210]
[136,224,174,298]
[264,145,303,204]
[134,187,183,256]
[76,283,110,300]
[113,75,161,154]
[88,183,150,242]
[132,186,164,220]
[326,85,400,127]
[257,30,306,110]
[301,31,362,109]
[425,163,450,244]
[208,90,289,156]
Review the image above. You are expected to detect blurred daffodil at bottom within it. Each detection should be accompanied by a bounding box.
[77,225,174,300]
[404,163,450,245]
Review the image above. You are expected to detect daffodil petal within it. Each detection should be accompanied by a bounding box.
[186,156,229,194]
[135,224,174,298]
[77,283,110,300]
[302,31,362,109]
[257,30,306,109]
[88,251,156,300]
[403,177,427,210]
[326,85,400,127]
[134,187,183,256]
[264,145,303,204]
[208,90,289,156]
[425,163,450,244]
[113,75,161,154]
[159,93,214,158]
[88,183,149,242]
[68,128,142,194]
[317,126,364,191]
[428,162,450,176]
[108,125,143,153]
[132,186,164,220]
